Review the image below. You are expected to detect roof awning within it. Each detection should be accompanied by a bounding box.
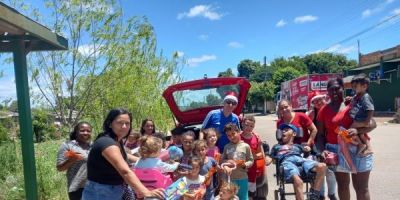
[0,2,68,52]
[351,63,380,71]
[384,57,400,63]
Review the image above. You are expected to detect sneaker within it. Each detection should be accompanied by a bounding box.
[309,192,320,200]
[309,189,320,200]
[328,194,337,200]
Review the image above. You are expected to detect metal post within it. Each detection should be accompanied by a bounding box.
[13,40,38,200]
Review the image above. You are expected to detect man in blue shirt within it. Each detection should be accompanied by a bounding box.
[201,94,240,152]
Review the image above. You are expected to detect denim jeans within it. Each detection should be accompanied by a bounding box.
[320,168,337,196]
[82,180,124,200]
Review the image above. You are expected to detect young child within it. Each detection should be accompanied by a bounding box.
[168,126,184,149]
[203,128,221,162]
[270,123,326,200]
[349,73,375,156]
[125,130,141,151]
[240,116,270,197]
[221,123,254,200]
[182,156,206,200]
[180,130,195,165]
[214,182,239,200]
[134,135,179,173]
[193,140,218,199]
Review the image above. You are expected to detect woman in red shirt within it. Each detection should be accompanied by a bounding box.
[316,77,376,200]
[276,100,317,147]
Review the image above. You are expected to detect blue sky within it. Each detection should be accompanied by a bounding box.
[1,0,400,100]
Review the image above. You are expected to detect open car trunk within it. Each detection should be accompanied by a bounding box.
[163,77,251,127]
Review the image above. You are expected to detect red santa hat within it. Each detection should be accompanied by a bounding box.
[223,92,238,103]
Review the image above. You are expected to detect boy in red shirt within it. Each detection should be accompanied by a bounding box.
[240,115,272,197]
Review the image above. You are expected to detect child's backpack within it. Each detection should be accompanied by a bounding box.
[133,168,173,198]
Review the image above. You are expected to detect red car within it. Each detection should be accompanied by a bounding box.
[163,77,269,199]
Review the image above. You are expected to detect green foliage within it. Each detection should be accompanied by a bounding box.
[79,17,181,132]
[32,109,57,142]
[218,68,235,77]
[237,59,261,78]
[248,81,276,104]
[272,67,303,93]
[303,52,357,74]
[22,0,182,133]
[206,94,221,106]
[270,56,308,74]
[249,64,273,82]
[0,140,68,200]
[0,123,9,142]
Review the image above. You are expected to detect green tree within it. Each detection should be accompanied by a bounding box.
[270,56,307,74]
[249,64,273,82]
[248,81,275,113]
[32,109,56,142]
[303,52,357,74]
[272,67,303,93]
[80,20,181,131]
[8,100,18,112]
[206,94,221,106]
[218,68,235,77]
[27,0,181,132]
[237,59,261,78]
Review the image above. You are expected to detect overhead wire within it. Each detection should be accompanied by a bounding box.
[321,11,400,52]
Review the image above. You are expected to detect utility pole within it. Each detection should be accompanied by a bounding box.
[358,40,361,67]
[263,56,267,115]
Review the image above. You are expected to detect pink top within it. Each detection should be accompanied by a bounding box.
[206,146,220,158]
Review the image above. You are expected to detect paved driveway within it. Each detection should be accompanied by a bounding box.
[253,114,400,200]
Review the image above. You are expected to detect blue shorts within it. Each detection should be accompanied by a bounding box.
[82,180,124,200]
[232,178,248,200]
[281,156,318,181]
[326,143,373,173]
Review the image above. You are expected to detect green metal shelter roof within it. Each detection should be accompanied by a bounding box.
[0,2,68,200]
[0,2,68,52]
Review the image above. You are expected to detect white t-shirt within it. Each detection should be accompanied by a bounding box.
[183,175,205,196]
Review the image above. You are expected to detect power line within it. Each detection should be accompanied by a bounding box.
[322,12,400,51]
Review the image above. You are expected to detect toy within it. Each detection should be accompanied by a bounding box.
[164,177,189,200]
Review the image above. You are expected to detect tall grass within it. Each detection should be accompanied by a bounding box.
[0,140,68,200]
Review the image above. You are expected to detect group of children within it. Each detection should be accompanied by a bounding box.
[120,73,375,200]
[122,116,268,200]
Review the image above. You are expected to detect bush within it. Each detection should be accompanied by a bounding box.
[0,124,9,142]
[0,140,68,200]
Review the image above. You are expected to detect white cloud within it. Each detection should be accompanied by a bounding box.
[362,9,372,18]
[314,44,356,54]
[362,0,395,18]
[294,15,318,24]
[392,8,400,15]
[276,19,287,27]
[176,51,184,57]
[177,5,223,20]
[198,34,209,40]
[77,44,103,57]
[378,7,400,26]
[187,55,216,66]
[227,41,243,48]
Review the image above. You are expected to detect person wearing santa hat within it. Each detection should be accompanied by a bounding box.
[201,93,241,152]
